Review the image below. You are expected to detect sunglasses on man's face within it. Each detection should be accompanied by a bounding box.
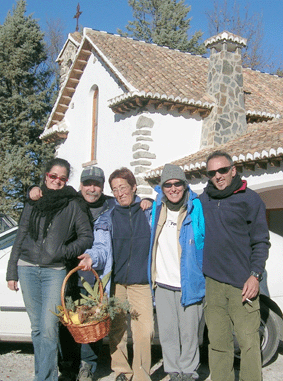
[163,181,184,188]
[46,173,68,183]
[206,165,233,179]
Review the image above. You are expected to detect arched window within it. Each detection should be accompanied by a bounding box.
[91,88,99,161]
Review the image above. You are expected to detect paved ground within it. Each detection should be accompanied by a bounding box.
[0,342,283,380]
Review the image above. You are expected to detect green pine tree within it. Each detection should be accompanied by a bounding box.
[0,0,55,219]
[118,0,206,54]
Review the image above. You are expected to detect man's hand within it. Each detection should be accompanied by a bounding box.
[78,253,93,271]
[7,280,19,291]
[29,187,42,201]
[242,275,260,303]
[140,199,153,211]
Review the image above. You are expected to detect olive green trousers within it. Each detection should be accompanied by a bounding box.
[204,277,262,381]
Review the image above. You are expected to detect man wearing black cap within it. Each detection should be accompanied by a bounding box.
[148,164,205,381]
[75,166,116,381]
[79,166,115,221]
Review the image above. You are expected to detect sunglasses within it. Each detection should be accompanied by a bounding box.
[206,165,233,179]
[46,173,68,183]
[163,181,184,188]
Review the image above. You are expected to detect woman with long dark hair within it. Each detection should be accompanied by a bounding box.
[6,158,93,381]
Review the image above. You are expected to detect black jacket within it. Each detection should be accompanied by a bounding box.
[6,199,93,281]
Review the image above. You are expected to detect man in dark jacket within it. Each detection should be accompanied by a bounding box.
[199,150,270,381]
[61,166,115,381]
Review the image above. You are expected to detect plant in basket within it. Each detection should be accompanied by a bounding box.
[52,266,138,344]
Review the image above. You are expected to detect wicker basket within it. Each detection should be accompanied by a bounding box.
[60,265,111,344]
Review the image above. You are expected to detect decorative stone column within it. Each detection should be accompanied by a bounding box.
[131,115,156,195]
[201,31,247,148]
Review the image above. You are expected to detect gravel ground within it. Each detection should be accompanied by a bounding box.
[0,342,283,381]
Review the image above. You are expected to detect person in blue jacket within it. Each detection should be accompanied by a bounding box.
[148,164,205,381]
[80,167,154,381]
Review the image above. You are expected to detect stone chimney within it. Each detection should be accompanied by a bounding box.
[201,31,247,148]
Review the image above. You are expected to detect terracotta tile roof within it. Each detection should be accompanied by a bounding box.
[71,31,83,44]
[86,29,208,103]
[243,69,283,117]
[145,120,283,181]
[85,29,283,117]
[43,29,283,142]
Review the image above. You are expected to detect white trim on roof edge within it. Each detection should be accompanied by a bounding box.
[145,148,283,178]
[108,91,215,109]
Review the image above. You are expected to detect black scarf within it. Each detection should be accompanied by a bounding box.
[165,189,188,211]
[28,184,81,240]
[205,173,243,199]
[83,192,106,209]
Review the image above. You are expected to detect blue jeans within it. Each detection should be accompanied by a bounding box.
[81,340,102,373]
[80,286,102,373]
[18,265,66,381]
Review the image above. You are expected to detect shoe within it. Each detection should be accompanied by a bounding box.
[76,363,94,381]
[115,374,128,381]
[169,373,182,381]
[59,371,77,381]
[181,374,195,381]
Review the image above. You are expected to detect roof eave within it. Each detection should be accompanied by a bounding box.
[108,91,214,115]
[42,38,92,139]
[145,147,283,184]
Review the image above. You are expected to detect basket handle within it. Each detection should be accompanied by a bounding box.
[60,265,104,324]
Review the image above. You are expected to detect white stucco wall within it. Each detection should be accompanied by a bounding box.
[54,51,204,194]
[56,53,136,193]
[133,108,202,168]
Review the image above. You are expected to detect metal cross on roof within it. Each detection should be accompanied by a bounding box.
[73,3,82,32]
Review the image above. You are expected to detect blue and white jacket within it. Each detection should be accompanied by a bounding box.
[148,185,205,307]
[87,196,152,293]
[85,209,113,295]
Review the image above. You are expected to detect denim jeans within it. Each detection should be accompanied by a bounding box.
[80,287,102,373]
[18,265,66,381]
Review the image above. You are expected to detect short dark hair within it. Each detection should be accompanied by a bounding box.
[109,167,136,189]
[44,158,71,178]
[206,150,233,167]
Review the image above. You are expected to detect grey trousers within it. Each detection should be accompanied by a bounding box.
[155,285,203,377]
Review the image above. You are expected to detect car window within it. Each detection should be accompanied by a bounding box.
[0,214,18,233]
[0,228,18,251]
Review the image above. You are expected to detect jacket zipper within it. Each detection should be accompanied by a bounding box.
[125,205,133,284]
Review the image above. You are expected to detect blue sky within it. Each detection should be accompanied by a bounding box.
[1,0,282,70]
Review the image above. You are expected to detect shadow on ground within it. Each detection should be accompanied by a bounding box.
[95,344,211,381]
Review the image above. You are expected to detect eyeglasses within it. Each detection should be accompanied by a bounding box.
[206,165,233,179]
[163,181,184,189]
[46,173,68,183]
[111,185,130,195]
